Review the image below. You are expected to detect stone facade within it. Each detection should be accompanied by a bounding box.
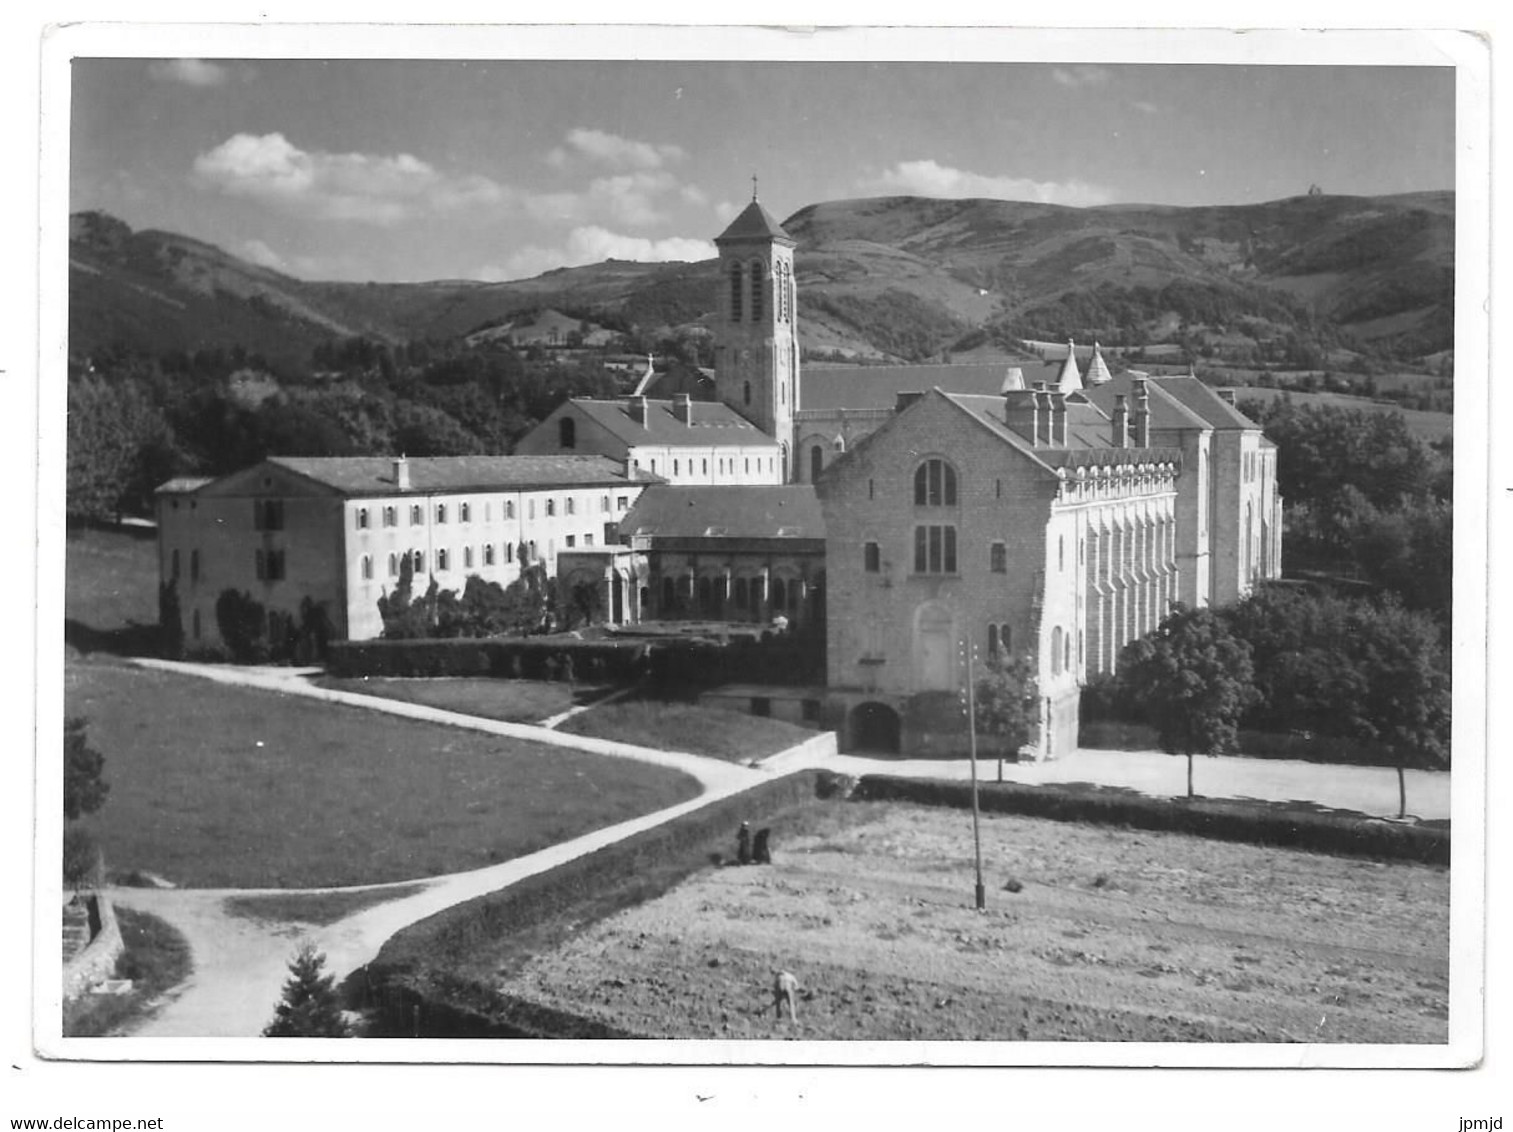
[816,387,1179,760]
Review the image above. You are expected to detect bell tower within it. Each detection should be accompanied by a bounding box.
[713,187,800,480]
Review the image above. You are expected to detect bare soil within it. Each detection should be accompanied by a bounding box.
[495,803,1449,1042]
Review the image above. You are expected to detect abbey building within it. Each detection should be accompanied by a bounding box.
[157,192,1281,760]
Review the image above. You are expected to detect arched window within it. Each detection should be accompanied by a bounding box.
[771,577,787,612]
[437,548,449,571]
[988,623,999,658]
[464,546,474,569]
[484,544,495,566]
[413,550,425,574]
[436,503,447,524]
[810,444,824,483]
[750,260,764,320]
[734,577,749,610]
[661,575,676,612]
[1051,626,1064,675]
[565,497,575,515]
[697,576,713,615]
[360,554,373,580]
[505,500,515,520]
[913,458,958,507]
[460,502,471,523]
[388,552,399,577]
[730,262,743,321]
[743,381,751,406]
[559,416,576,449]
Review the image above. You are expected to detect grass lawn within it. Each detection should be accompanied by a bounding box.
[224,884,430,927]
[64,659,701,888]
[63,906,192,1037]
[559,698,818,762]
[313,676,598,724]
[65,526,163,655]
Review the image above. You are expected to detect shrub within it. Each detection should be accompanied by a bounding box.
[64,717,109,820]
[63,826,103,892]
[263,944,350,1038]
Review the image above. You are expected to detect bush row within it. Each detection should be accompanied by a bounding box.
[327,636,651,681]
[359,770,839,1036]
[328,633,827,688]
[849,775,1449,865]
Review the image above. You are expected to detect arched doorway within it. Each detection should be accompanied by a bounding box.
[850,702,901,753]
[810,444,824,483]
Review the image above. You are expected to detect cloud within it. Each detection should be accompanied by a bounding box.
[148,59,233,87]
[477,226,716,282]
[514,170,688,229]
[866,159,1114,207]
[1052,65,1112,88]
[237,239,326,278]
[192,132,507,225]
[713,200,740,224]
[1133,100,1160,115]
[546,128,687,171]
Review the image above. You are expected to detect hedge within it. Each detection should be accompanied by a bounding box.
[1077,720,1427,770]
[358,769,842,1037]
[328,633,826,688]
[327,636,652,682]
[850,775,1449,865]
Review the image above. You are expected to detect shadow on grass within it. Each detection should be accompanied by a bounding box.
[65,618,163,658]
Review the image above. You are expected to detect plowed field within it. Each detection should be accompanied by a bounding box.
[495,803,1449,1042]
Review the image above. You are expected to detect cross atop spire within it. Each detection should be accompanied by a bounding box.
[751,173,759,201]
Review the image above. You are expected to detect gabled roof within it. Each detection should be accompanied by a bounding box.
[620,485,825,540]
[714,199,794,245]
[1082,372,1213,432]
[1154,377,1263,431]
[567,398,780,449]
[259,454,649,496]
[801,361,1060,412]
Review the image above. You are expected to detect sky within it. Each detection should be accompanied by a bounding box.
[70,57,1457,284]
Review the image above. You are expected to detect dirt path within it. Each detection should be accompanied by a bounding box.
[107,659,770,1039]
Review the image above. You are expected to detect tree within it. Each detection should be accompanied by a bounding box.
[262,943,350,1038]
[64,717,109,821]
[1343,601,1451,818]
[973,652,1040,764]
[216,589,269,662]
[1118,605,1260,798]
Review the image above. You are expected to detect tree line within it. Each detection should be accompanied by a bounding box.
[65,337,623,523]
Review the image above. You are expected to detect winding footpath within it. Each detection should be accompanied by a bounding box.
[105,659,1450,1039]
[110,659,768,1039]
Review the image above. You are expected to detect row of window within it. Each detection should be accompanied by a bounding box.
[169,548,200,583]
[862,530,1007,577]
[355,495,629,530]
[1243,449,1270,484]
[634,454,776,479]
[356,530,605,580]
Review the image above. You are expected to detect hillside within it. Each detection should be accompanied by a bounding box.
[68,190,1453,371]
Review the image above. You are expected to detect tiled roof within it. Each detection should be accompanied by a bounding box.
[569,398,780,449]
[620,485,825,540]
[800,361,1061,412]
[268,454,650,496]
[714,199,794,244]
[1154,377,1263,431]
[1082,372,1213,432]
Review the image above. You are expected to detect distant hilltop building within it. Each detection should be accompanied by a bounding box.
[159,188,1280,760]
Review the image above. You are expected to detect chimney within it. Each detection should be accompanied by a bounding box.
[1003,389,1039,444]
[1032,383,1052,447]
[673,392,693,425]
[1132,378,1151,447]
[1049,391,1068,447]
[627,395,649,427]
[1111,395,1129,448]
[393,454,410,490]
[895,390,925,413]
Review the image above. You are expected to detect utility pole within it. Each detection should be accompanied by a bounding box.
[962,637,986,911]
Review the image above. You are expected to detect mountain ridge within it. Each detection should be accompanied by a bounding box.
[69,189,1454,371]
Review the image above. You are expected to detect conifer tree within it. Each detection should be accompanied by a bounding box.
[263,944,350,1038]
